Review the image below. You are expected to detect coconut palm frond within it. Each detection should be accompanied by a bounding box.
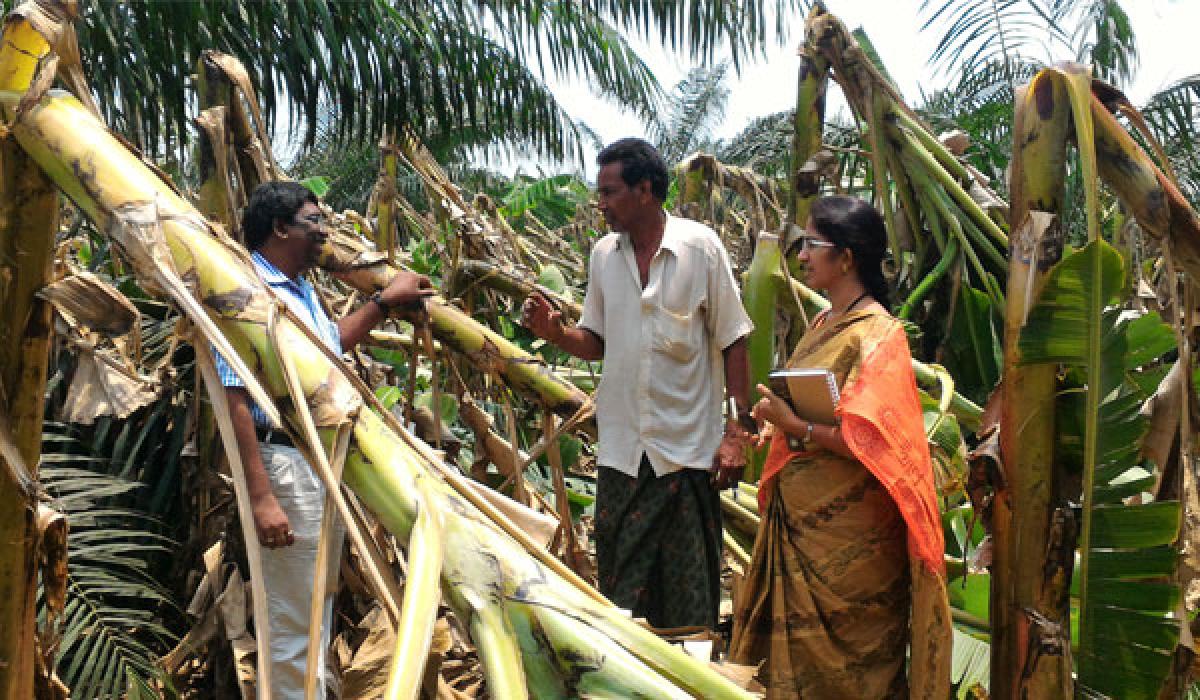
[919,0,1068,81]
[589,0,808,69]
[717,108,794,176]
[650,62,732,165]
[919,58,1041,183]
[1140,75,1200,205]
[39,424,180,699]
[1067,0,1138,88]
[76,0,800,165]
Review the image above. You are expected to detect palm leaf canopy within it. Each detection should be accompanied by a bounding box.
[66,0,803,164]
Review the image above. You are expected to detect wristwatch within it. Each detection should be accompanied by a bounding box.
[370,291,394,315]
[736,410,757,434]
[785,421,814,451]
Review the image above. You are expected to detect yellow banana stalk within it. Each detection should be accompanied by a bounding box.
[384,478,444,700]
[0,4,67,695]
[195,50,283,191]
[369,138,400,262]
[992,69,1074,699]
[10,87,754,700]
[719,492,760,538]
[722,531,751,569]
[0,118,58,700]
[194,105,240,232]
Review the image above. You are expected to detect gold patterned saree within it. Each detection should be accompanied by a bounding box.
[729,309,951,699]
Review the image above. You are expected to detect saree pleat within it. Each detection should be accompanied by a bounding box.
[729,310,951,699]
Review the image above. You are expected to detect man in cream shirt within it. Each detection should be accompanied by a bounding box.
[524,138,753,629]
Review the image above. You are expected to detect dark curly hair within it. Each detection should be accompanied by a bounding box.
[241,181,318,250]
[810,195,891,310]
[596,137,669,202]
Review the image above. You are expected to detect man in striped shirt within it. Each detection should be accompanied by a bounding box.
[215,181,432,698]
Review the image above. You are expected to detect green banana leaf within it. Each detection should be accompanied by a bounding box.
[1018,239,1181,699]
[942,285,1002,406]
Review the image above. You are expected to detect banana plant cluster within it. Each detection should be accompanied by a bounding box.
[0,3,758,698]
[798,5,1010,409]
[753,7,1198,700]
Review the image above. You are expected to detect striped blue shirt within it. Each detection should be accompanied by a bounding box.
[214,251,342,427]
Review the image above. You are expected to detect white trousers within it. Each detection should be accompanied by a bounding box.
[257,444,343,699]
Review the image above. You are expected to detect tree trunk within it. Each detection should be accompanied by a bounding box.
[991,72,1073,699]
[0,131,59,700]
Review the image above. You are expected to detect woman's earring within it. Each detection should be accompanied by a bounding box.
[841,262,849,274]
[276,230,289,240]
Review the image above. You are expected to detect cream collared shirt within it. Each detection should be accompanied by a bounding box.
[578,214,754,477]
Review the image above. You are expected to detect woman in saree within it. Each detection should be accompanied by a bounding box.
[729,195,951,698]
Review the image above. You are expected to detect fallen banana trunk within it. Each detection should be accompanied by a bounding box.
[675,152,783,236]
[450,258,582,322]
[317,228,595,434]
[11,88,753,700]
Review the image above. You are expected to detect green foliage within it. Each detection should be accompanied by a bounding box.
[942,286,1003,405]
[300,175,332,198]
[919,0,1067,81]
[40,424,180,699]
[948,574,990,629]
[951,627,991,698]
[415,391,460,425]
[717,109,794,177]
[650,62,732,165]
[1018,240,1180,699]
[919,59,1041,188]
[1070,0,1139,88]
[407,237,443,280]
[921,388,970,492]
[1140,75,1200,207]
[76,0,802,165]
[501,174,591,230]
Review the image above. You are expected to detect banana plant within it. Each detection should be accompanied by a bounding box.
[798,5,1010,409]
[1018,239,1181,699]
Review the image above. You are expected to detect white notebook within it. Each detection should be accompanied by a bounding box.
[767,368,840,425]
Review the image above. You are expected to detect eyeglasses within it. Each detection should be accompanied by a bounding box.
[292,213,325,229]
[798,236,837,251]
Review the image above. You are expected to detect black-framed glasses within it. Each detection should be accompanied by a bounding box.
[292,213,325,228]
[798,236,837,251]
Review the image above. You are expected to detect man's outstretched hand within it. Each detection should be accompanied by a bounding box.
[380,269,435,310]
[522,291,564,343]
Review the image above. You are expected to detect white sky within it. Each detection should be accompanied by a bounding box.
[522,0,1199,178]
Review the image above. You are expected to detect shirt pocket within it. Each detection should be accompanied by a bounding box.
[651,305,701,364]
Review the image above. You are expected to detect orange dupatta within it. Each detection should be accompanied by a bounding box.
[757,319,944,575]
